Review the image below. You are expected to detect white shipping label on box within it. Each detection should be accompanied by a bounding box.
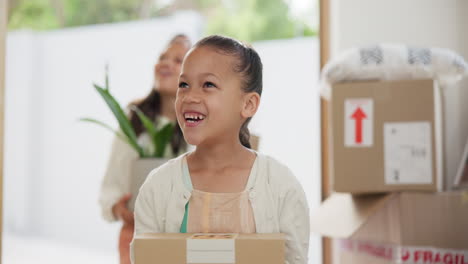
[186,234,236,264]
[384,122,433,184]
[345,98,373,147]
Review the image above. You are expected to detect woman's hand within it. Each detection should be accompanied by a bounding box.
[112,193,134,225]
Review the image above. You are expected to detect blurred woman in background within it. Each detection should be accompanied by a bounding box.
[99,34,191,264]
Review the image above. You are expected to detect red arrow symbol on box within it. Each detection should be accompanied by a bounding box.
[351,107,367,144]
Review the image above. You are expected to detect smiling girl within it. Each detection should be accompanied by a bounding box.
[132,35,310,264]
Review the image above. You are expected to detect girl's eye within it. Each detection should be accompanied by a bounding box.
[204,82,217,88]
[179,82,188,88]
[175,58,183,64]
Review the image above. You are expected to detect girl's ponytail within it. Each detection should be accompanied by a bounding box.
[239,119,252,149]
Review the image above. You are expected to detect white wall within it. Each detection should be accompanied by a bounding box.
[4,32,39,235]
[5,15,322,264]
[331,0,466,54]
[330,0,468,190]
[253,38,322,264]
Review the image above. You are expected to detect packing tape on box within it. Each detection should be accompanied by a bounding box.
[186,233,237,264]
[339,239,468,264]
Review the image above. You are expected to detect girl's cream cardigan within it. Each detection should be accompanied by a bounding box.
[131,152,310,264]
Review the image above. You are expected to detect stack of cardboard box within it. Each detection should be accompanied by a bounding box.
[312,79,468,263]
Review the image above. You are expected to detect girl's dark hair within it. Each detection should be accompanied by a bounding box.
[193,35,263,149]
[128,34,190,155]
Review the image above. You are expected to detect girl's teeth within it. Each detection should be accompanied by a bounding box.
[185,114,205,120]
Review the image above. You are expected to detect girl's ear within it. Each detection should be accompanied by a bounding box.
[241,92,260,118]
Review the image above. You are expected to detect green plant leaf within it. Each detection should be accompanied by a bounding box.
[93,84,144,157]
[79,117,129,144]
[130,106,157,137]
[153,123,175,157]
[130,105,160,154]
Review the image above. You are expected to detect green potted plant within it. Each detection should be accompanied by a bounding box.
[81,68,176,210]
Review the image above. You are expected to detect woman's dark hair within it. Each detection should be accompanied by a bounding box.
[193,35,263,148]
[128,34,190,155]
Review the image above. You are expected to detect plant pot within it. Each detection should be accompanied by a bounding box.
[128,158,169,211]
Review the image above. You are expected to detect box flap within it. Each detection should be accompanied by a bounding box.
[310,193,394,238]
